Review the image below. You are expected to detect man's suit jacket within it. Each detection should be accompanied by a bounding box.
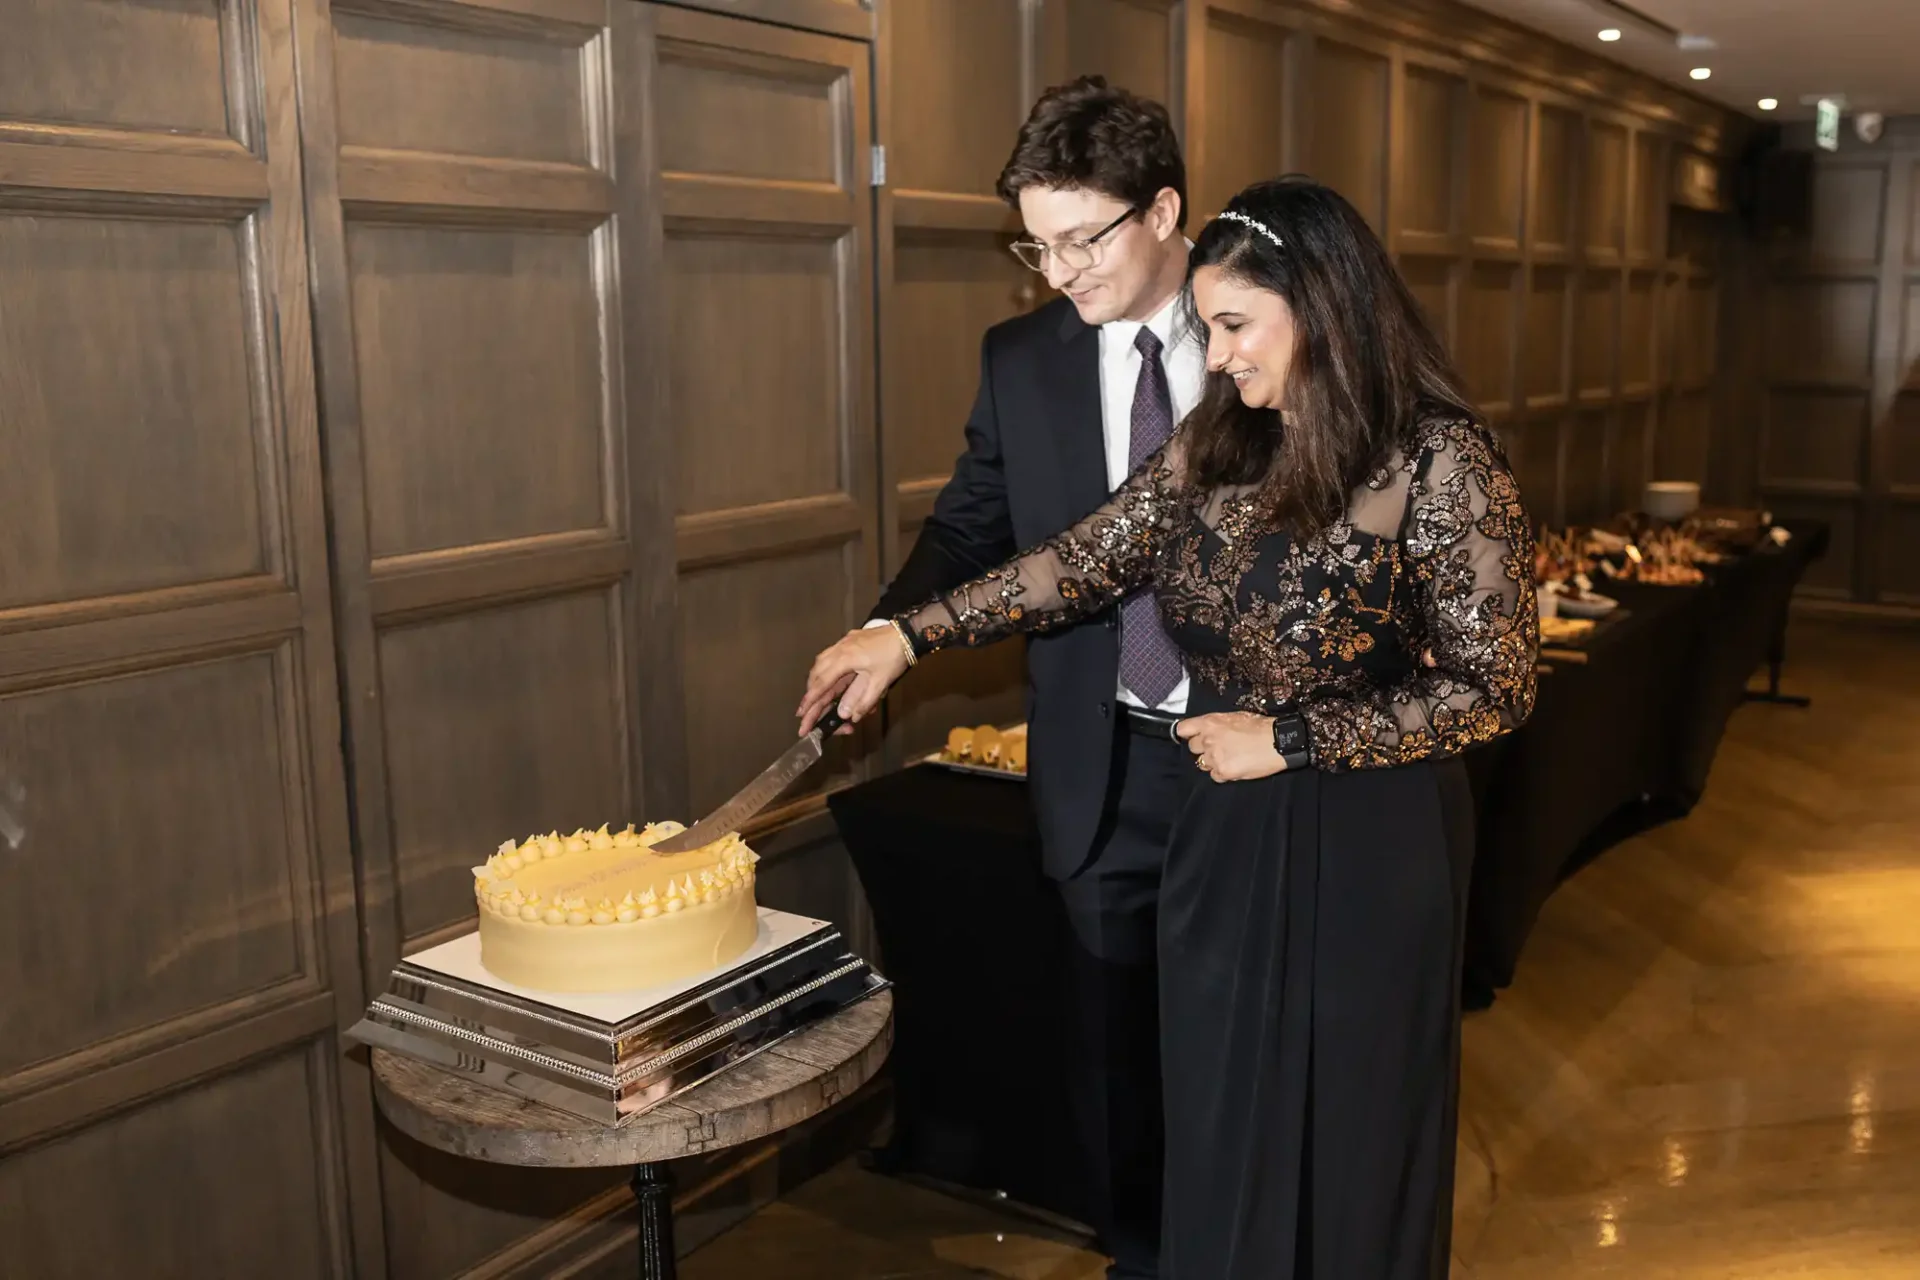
[872,296,1126,880]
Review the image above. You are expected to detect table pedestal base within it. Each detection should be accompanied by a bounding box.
[632,1162,676,1279]
[1741,600,1813,708]
[1744,656,1812,707]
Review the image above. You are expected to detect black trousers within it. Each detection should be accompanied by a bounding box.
[1053,718,1197,1280]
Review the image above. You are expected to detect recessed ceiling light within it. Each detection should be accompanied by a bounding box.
[1758,98,1779,111]
[1690,67,1712,81]
[1598,28,1623,42]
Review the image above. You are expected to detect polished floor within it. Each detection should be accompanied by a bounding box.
[684,621,1920,1279]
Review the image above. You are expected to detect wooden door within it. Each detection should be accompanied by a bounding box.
[874,0,1035,759]
[291,0,647,1272]
[0,0,370,1275]
[638,4,881,825]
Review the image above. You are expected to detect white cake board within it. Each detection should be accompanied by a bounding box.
[400,906,833,1024]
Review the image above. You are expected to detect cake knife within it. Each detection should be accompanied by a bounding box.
[649,707,846,854]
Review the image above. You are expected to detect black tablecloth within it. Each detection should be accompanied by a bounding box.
[833,766,1092,1223]
[830,521,1827,1218]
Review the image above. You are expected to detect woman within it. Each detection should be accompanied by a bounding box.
[800,176,1538,1278]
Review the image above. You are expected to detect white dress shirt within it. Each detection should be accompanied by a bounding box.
[1100,291,1205,714]
[872,288,1205,716]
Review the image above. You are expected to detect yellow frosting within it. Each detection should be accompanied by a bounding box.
[474,822,759,992]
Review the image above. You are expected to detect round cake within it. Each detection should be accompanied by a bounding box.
[474,822,759,992]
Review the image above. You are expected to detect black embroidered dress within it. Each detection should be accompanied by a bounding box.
[896,416,1539,1279]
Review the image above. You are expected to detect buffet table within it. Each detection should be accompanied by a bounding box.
[830,520,1826,1220]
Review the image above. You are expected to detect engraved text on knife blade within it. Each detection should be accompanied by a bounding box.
[653,733,823,851]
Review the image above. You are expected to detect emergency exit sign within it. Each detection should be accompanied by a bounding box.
[1816,98,1841,151]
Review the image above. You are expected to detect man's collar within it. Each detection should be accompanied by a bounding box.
[1107,290,1192,348]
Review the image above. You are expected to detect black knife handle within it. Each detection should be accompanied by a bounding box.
[813,706,847,738]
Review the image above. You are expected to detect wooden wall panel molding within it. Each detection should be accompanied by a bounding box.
[1461,262,1520,418]
[1801,161,1890,272]
[886,0,1024,199]
[334,5,598,157]
[873,0,1035,762]
[1523,266,1572,412]
[661,171,854,226]
[0,212,278,616]
[1467,83,1526,252]
[1,0,237,137]
[1614,400,1652,514]
[337,149,614,225]
[643,0,875,42]
[1309,35,1391,230]
[1533,103,1576,257]
[1584,118,1628,261]
[1400,255,1456,348]
[1191,4,1295,225]
[0,0,370,1273]
[294,0,638,1269]
[1397,63,1463,250]
[0,648,324,1087]
[1056,0,1184,111]
[0,583,301,689]
[369,533,632,622]
[1760,390,1872,492]
[0,133,269,211]
[1621,271,1659,396]
[1755,122,1920,604]
[675,493,866,570]
[640,4,880,820]
[893,190,1018,230]
[1628,130,1671,264]
[335,0,607,34]
[1247,0,1734,149]
[0,1040,353,1278]
[378,589,631,942]
[1575,269,1619,402]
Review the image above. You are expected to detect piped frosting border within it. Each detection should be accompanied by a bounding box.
[472,822,757,928]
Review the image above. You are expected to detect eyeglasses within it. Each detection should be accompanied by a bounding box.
[1009,208,1139,273]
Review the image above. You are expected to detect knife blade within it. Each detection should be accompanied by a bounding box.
[649,707,846,854]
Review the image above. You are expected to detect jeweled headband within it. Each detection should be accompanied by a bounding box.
[1212,209,1284,248]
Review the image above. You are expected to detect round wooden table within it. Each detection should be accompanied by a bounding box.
[372,990,892,1279]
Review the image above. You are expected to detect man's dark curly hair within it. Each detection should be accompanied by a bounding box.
[995,75,1187,228]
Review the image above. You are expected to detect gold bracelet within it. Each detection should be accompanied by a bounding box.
[888,618,918,667]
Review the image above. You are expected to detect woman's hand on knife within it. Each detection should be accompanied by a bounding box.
[797,625,912,735]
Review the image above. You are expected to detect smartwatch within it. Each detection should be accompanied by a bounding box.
[1270,711,1312,770]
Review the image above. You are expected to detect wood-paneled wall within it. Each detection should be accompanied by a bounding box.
[2,2,879,1276]
[1736,116,1920,609]
[875,0,1746,761]
[0,0,374,1274]
[0,0,1750,1275]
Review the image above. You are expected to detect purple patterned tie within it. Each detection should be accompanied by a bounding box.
[1118,327,1183,707]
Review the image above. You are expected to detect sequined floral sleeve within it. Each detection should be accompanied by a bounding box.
[1301,421,1539,770]
[895,440,1188,653]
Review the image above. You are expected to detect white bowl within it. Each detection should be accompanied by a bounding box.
[1643,481,1700,522]
[1556,592,1618,619]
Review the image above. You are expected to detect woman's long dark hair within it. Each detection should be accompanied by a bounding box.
[1180,176,1477,537]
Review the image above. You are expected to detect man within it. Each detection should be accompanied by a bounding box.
[867,76,1202,1280]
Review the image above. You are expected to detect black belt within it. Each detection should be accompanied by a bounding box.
[1122,706,1185,740]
